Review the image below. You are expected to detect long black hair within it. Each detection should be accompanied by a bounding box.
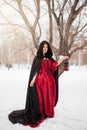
[37,40,53,58]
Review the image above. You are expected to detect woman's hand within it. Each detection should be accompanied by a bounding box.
[30,80,35,87]
[58,55,69,65]
[29,73,37,87]
[63,56,69,60]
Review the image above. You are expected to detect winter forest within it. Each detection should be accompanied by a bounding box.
[0,0,87,130]
[0,0,87,68]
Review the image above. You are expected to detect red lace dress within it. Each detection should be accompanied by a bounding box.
[36,58,58,119]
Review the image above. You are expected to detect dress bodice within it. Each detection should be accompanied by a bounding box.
[39,58,58,73]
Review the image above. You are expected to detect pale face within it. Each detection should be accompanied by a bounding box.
[42,43,48,55]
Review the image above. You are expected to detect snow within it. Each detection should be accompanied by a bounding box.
[0,65,87,130]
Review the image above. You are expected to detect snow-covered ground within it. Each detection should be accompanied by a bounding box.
[0,65,87,130]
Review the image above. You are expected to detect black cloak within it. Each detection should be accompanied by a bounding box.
[8,56,59,125]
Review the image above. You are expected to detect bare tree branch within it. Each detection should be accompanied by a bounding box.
[75,0,87,16]
[3,0,19,12]
[0,11,19,34]
[0,23,28,31]
[33,0,40,31]
[17,0,32,32]
[70,41,87,57]
[75,23,87,35]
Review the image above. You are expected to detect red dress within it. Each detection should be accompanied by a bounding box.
[36,58,58,119]
[8,57,58,128]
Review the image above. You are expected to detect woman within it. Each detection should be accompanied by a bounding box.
[8,40,68,127]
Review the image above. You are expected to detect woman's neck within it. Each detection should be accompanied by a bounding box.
[43,53,45,57]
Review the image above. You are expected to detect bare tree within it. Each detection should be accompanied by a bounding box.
[45,0,53,44]
[44,0,87,75]
[1,0,41,49]
[51,0,87,56]
[45,0,60,58]
[0,0,87,70]
[16,0,41,48]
